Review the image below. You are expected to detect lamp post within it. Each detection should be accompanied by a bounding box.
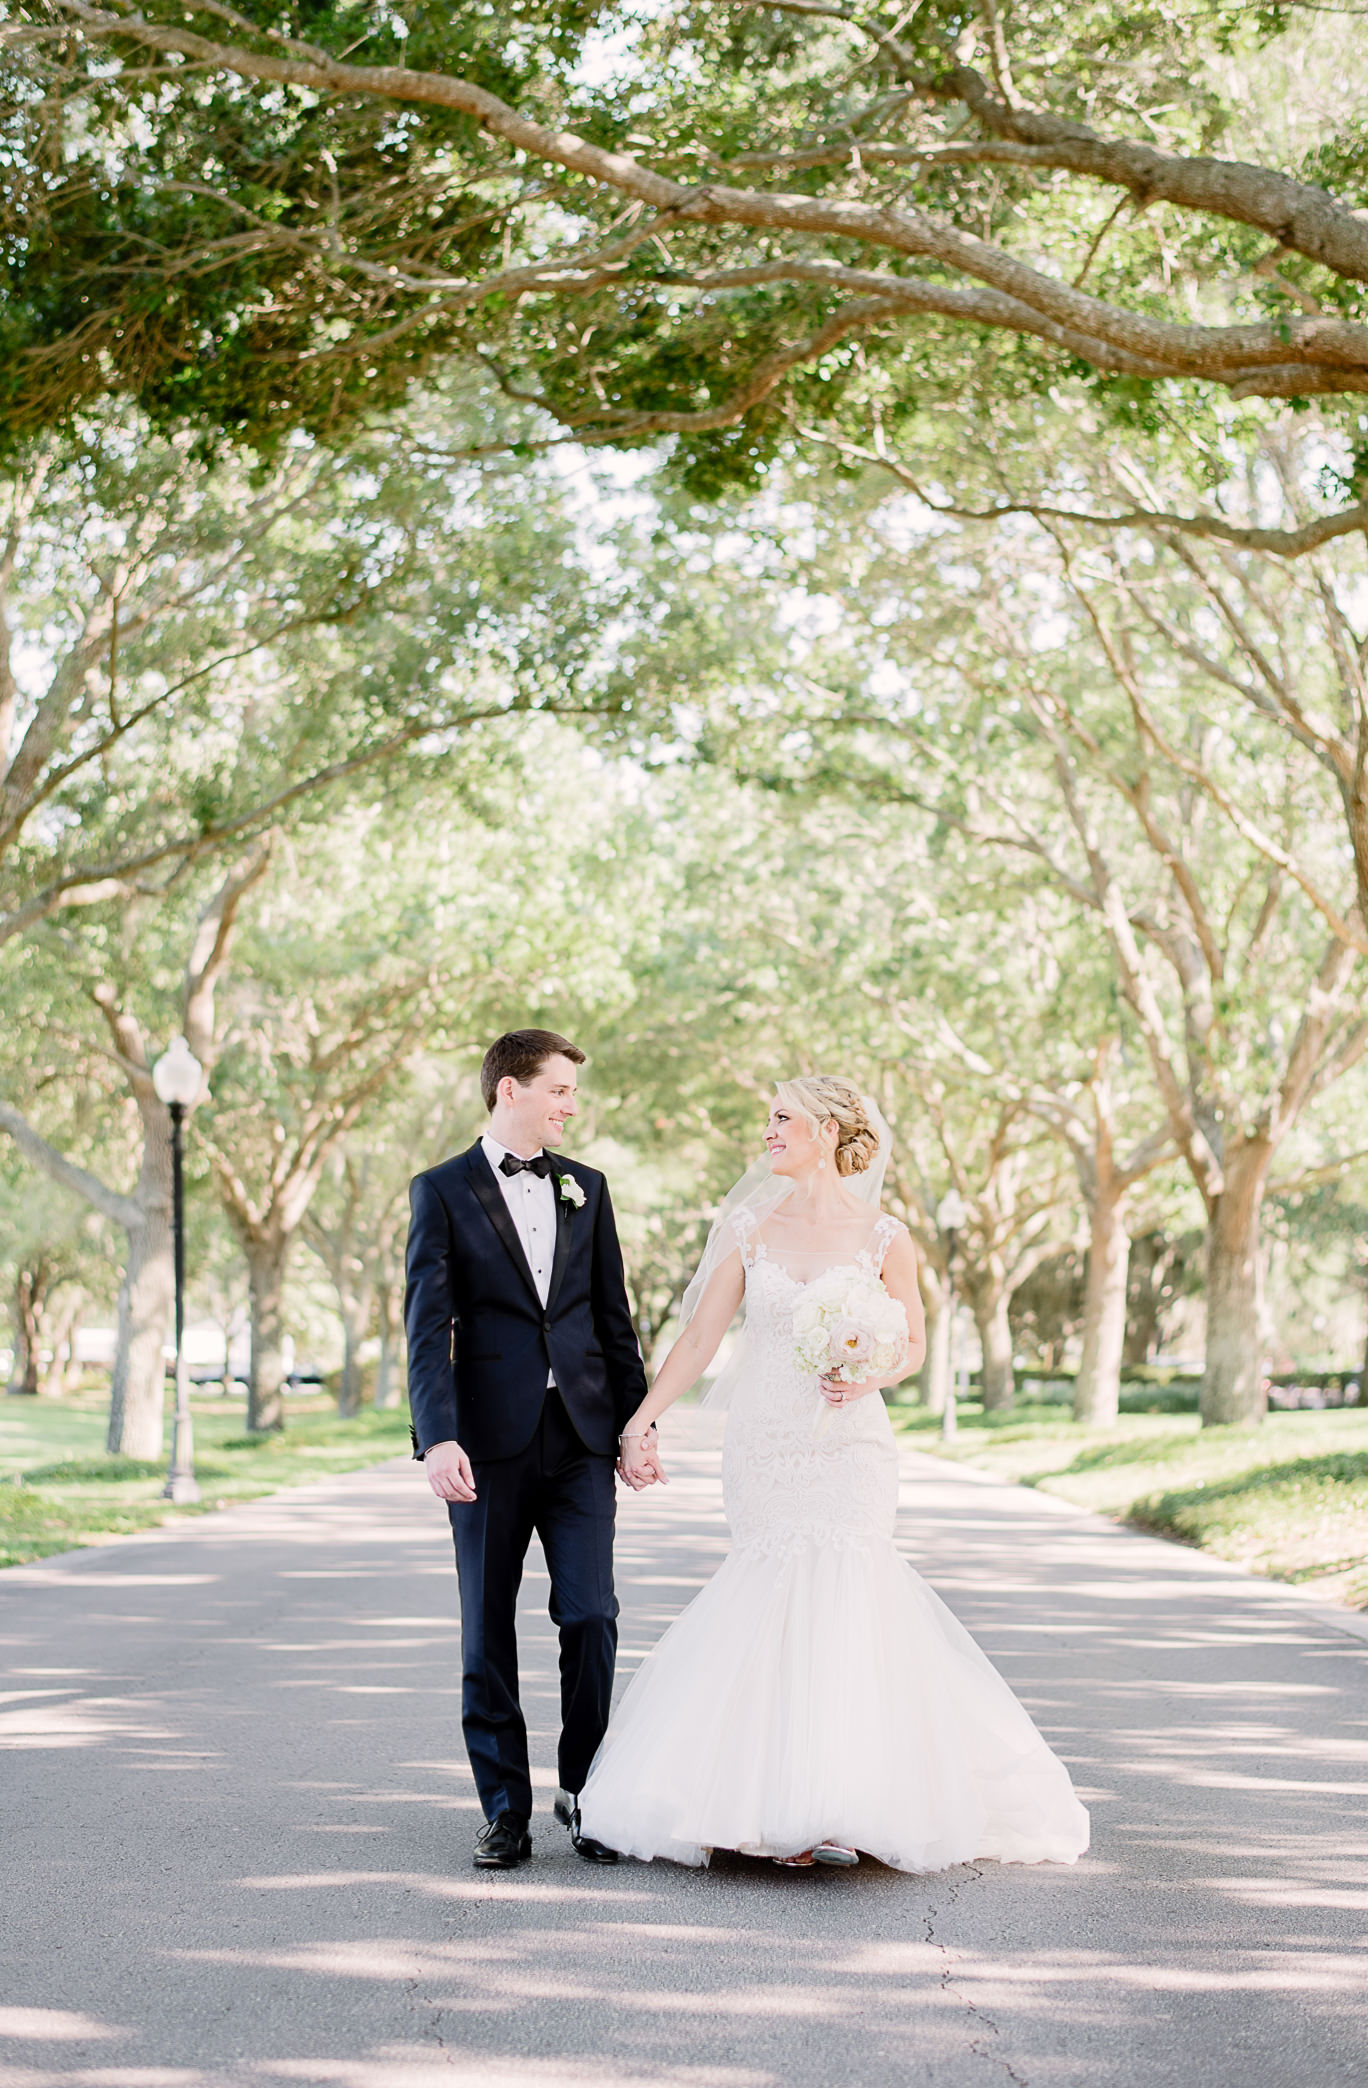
[936,1190,967,1442]
[152,1035,204,1505]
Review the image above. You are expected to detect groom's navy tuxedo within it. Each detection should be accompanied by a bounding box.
[405,1140,648,1823]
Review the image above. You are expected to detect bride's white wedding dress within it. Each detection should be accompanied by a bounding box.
[578,1212,1090,1872]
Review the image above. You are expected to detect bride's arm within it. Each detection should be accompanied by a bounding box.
[619,1250,745,1467]
[881,1233,927,1380]
[820,1231,928,1406]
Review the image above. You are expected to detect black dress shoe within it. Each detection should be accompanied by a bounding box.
[554,1786,619,1864]
[473,1812,532,1870]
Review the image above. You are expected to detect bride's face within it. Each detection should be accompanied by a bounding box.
[764,1098,830,1177]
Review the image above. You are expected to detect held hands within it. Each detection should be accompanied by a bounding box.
[424,1430,664,1500]
[423,1440,477,1503]
[617,1427,667,1490]
[819,1373,882,1408]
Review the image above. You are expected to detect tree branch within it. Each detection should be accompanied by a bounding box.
[732,18,1368,287]
[0,697,544,949]
[1117,675,1368,956]
[0,1099,141,1228]
[1268,933,1361,1141]
[50,7,1368,400]
[1269,1145,1368,1195]
[182,837,273,1069]
[794,420,1368,555]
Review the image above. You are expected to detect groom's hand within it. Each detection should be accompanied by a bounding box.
[423,1441,477,1503]
[618,1430,666,1490]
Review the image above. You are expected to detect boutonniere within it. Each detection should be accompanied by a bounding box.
[557,1173,586,1210]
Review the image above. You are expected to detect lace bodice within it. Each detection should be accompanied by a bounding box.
[736,1208,905,1289]
[719,1210,908,1558]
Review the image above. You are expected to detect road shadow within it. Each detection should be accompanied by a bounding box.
[1,1443,1366,2087]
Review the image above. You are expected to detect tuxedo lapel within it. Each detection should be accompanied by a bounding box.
[545,1170,575,1314]
[464,1145,543,1310]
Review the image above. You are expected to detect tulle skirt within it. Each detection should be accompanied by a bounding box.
[578,1534,1090,1873]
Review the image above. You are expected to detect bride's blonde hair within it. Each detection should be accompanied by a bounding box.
[774,1076,879,1178]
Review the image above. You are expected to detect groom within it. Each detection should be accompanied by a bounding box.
[405,1029,651,1871]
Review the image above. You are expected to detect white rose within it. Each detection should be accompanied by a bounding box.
[793,1329,830,1372]
[791,1295,825,1336]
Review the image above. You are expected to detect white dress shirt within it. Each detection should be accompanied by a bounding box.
[481,1132,558,1385]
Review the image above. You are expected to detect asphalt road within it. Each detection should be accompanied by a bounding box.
[2,1420,1367,2088]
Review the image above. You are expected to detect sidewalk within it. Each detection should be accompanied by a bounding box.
[1,1429,1366,2088]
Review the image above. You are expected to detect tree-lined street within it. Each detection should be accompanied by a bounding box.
[5,8,1368,2074]
[9,5,1368,1477]
[2,1428,1365,2088]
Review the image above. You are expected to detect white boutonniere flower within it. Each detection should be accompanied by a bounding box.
[557,1173,586,1209]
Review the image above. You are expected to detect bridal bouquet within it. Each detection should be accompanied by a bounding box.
[792,1271,908,1432]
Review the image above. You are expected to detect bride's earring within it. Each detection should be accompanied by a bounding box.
[817,1157,827,1171]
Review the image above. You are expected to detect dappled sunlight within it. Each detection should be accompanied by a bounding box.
[256,2056,779,2088]
[1188,1875,1368,1910]
[2,1446,1365,2085]
[3,1572,219,1589]
[0,2011,124,2042]
[0,2071,219,2087]
[229,1874,651,1906]
[0,1691,183,1752]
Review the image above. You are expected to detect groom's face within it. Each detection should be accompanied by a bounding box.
[507,1054,579,1150]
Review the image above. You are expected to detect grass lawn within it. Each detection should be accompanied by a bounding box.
[897,1396,1368,1610]
[0,1393,413,1570]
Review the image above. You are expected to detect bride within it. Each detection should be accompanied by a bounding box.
[578,1075,1090,1873]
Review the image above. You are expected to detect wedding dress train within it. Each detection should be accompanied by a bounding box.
[578,1213,1090,1873]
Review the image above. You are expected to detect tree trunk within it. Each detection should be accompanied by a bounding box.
[974,1286,1015,1411]
[919,1289,951,1415]
[374,1330,398,1410]
[246,1234,290,1434]
[7,1267,42,1394]
[332,1252,375,1418]
[1075,1186,1130,1427]
[107,1203,174,1457]
[39,1288,84,1398]
[336,1300,369,1418]
[1123,1232,1164,1366]
[1201,1140,1271,1428]
[373,1282,402,1409]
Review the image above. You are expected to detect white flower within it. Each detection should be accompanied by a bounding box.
[831,1318,874,1367]
[793,1325,832,1372]
[790,1266,909,1391]
[557,1173,586,1209]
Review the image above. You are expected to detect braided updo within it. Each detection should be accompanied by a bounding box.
[775,1075,880,1177]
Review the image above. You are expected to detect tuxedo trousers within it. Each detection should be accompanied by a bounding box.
[449,1387,618,1822]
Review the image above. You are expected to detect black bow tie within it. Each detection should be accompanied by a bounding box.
[499,1152,552,1179]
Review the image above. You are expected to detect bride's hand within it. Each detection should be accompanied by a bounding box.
[819,1374,881,1407]
[618,1428,667,1489]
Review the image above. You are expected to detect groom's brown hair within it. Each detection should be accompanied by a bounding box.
[481,1028,586,1112]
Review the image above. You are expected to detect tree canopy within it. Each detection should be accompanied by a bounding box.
[4,6,1368,1444]
[5,2,1368,537]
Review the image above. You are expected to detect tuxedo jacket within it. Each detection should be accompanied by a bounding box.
[404,1142,647,1462]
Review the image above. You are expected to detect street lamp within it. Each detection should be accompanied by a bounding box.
[152,1035,204,1505]
[936,1190,968,1442]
